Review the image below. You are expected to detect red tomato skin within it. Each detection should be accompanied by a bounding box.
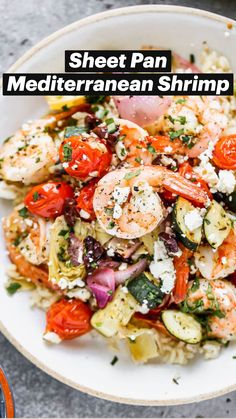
[59,136,112,180]
[76,179,97,220]
[213,135,236,170]
[46,298,92,340]
[24,181,74,218]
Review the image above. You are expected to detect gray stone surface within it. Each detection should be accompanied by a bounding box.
[0,0,236,417]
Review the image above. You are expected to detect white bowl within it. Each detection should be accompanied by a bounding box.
[0,5,236,406]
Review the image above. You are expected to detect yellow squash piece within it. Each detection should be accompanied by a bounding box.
[45,95,86,111]
[91,286,138,337]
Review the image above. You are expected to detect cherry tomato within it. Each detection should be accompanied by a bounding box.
[24,181,74,218]
[59,135,112,180]
[212,135,236,170]
[76,179,97,221]
[173,244,192,304]
[46,298,92,340]
[179,162,212,200]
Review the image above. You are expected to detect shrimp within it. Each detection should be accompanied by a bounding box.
[0,117,58,184]
[93,166,209,239]
[195,228,236,280]
[185,278,236,340]
[115,118,153,166]
[152,96,228,158]
[0,104,88,185]
[2,205,56,290]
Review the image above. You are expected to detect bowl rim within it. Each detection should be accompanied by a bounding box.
[0,4,236,406]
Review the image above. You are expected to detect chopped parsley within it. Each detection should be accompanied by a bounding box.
[181,135,195,149]
[190,53,195,64]
[110,355,119,366]
[105,118,117,134]
[18,206,29,218]
[6,282,21,295]
[135,157,142,164]
[62,142,73,162]
[62,105,69,111]
[169,129,184,141]
[178,116,187,125]
[86,95,106,104]
[58,229,70,240]
[191,277,200,293]
[176,98,186,105]
[33,191,39,202]
[124,169,141,180]
[107,221,115,229]
[147,144,156,155]
[172,377,180,385]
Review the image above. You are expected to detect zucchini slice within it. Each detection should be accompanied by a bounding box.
[172,197,202,250]
[161,310,202,344]
[204,200,231,249]
[127,273,164,309]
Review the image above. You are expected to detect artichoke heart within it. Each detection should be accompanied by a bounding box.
[49,216,86,289]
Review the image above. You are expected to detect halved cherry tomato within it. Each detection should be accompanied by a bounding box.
[212,135,236,170]
[59,136,112,180]
[46,298,92,340]
[76,179,97,221]
[24,181,74,218]
[173,243,193,304]
[179,162,212,200]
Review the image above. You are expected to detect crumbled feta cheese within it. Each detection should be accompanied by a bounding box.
[118,263,128,271]
[221,257,227,265]
[137,302,149,314]
[217,170,236,195]
[66,287,91,301]
[43,332,62,344]
[121,286,129,294]
[79,209,91,219]
[107,247,115,257]
[194,161,218,188]
[58,278,69,290]
[184,209,203,232]
[113,186,130,204]
[113,203,123,219]
[164,146,173,153]
[89,171,99,177]
[115,140,128,161]
[149,239,176,294]
[131,181,160,214]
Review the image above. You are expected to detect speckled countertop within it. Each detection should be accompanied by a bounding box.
[0,0,236,417]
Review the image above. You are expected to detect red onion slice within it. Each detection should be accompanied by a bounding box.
[113,96,171,127]
[114,258,147,285]
[173,53,201,73]
[87,268,115,308]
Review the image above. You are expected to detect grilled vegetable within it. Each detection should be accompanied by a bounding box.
[204,200,231,249]
[127,273,163,309]
[172,197,202,250]
[48,216,86,287]
[91,286,138,337]
[161,309,202,344]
